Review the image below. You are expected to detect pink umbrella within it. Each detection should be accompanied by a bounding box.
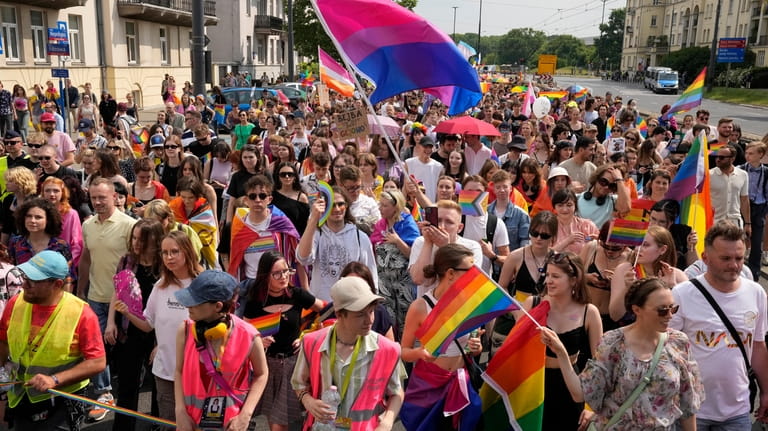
[433,116,500,137]
[367,114,402,137]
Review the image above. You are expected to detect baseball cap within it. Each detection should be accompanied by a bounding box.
[78,118,94,131]
[498,122,511,133]
[175,270,237,307]
[548,166,571,180]
[40,112,56,123]
[150,134,165,148]
[330,277,384,312]
[418,136,435,147]
[3,130,21,141]
[17,250,69,281]
[507,135,527,151]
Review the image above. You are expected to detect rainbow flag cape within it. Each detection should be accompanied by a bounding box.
[664,130,712,255]
[538,91,568,101]
[312,0,482,115]
[246,312,281,337]
[662,67,706,120]
[170,198,218,269]
[318,46,355,97]
[458,190,488,217]
[480,300,549,430]
[415,266,520,356]
[625,198,655,222]
[608,219,649,247]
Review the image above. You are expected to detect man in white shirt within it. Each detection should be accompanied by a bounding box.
[404,136,444,202]
[670,221,768,428]
[338,166,380,233]
[710,144,751,237]
[463,133,492,175]
[559,136,596,192]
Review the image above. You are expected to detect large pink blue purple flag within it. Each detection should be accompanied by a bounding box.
[311,0,483,115]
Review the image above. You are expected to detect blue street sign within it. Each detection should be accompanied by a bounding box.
[51,68,69,78]
[47,43,70,56]
[717,38,746,63]
[47,27,68,43]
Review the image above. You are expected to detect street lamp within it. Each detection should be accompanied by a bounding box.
[452,6,458,41]
[476,0,482,62]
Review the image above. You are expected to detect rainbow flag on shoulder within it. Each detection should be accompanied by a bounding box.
[480,300,549,431]
[415,266,520,356]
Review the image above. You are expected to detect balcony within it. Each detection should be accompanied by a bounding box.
[117,0,218,27]
[23,0,86,8]
[254,15,284,34]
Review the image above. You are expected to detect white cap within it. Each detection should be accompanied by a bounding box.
[548,166,570,180]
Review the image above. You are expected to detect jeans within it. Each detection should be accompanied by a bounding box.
[87,300,112,393]
[696,413,753,431]
[14,110,29,141]
[0,113,13,136]
[748,202,768,280]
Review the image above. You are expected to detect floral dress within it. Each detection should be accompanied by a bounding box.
[580,328,704,430]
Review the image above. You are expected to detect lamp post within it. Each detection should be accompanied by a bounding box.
[452,6,458,41]
[476,0,482,62]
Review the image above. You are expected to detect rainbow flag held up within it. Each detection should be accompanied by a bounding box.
[625,198,655,222]
[636,116,648,138]
[213,104,226,124]
[480,82,491,94]
[480,300,549,430]
[634,264,648,279]
[415,266,520,356]
[246,312,281,337]
[608,219,649,247]
[458,190,488,217]
[510,85,528,94]
[318,46,355,97]
[662,67,706,120]
[572,87,588,102]
[538,91,568,101]
[410,201,422,222]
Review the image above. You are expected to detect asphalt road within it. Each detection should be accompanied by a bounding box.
[555,76,767,138]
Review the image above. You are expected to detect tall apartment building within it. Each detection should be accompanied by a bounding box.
[207,0,292,85]
[0,0,217,108]
[622,0,768,70]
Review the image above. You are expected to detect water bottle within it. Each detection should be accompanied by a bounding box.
[311,385,341,430]
[0,364,13,392]
[465,329,480,353]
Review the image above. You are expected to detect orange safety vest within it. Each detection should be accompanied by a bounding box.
[302,326,401,431]
[181,316,256,427]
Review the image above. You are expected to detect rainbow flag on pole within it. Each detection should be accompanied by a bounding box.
[480,300,549,431]
[415,266,520,356]
[318,46,355,97]
[608,219,649,247]
[625,198,655,222]
[662,67,706,120]
[246,311,281,337]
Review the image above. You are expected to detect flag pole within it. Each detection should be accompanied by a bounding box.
[310,0,409,179]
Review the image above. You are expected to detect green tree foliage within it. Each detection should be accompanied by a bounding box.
[594,8,625,69]
[538,34,590,68]
[660,46,709,82]
[290,0,418,60]
[498,28,546,64]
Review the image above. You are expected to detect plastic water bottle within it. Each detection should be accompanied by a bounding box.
[312,385,341,430]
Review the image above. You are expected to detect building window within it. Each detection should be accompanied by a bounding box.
[246,35,252,64]
[30,10,47,62]
[652,0,662,5]
[68,14,82,62]
[651,15,657,26]
[159,27,169,64]
[126,21,138,64]
[0,7,20,61]
[758,50,765,66]
[259,0,267,15]
[728,0,734,13]
[255,37,265,64]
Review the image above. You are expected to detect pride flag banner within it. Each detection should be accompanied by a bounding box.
[538,91,568,101]
[458,190,488,217]
[246,312,281,337]
[318,46,355,97]
[625,198,655,222]
[608,219,649,247]
[480,300,549,431]
[312,0,482,115]
[415,266,520,356]
[662,68,706,120]
[521,82,535,117]
[213,104,226,124]
[635,264,648,279]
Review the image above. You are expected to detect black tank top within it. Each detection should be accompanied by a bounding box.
[546,305,591,370]
[507,247,543,296]
[586,245,610,291]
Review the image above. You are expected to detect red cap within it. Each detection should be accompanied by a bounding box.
[40,112,56,123]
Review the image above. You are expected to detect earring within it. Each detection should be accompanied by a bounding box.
[571,289,575,296]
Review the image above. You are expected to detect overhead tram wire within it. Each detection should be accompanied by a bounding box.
[537,0,621,33]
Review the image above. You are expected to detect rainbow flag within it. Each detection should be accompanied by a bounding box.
[480,82,491,94]
[608,219,649,247]
[662,67,706,120]
[510,85,528,94]
[490,148,500,165]
[213,104,226,124]
[709,141,726,153]
[625,198,655,222]
[538,91,568,101]
[458,190,488,217]
[664,130,712,255]
[246,312,281,337]
[318,46,355,97]
[480,300,549,430]
[415,266,520,356]
[636,116,648,138]
[572,87,588,102]
[246,235,276,254]
[312,0,482,115]
[635,264,648,279]
[410,201,422,222]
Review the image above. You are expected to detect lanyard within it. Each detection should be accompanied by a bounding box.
[329,328,362,402]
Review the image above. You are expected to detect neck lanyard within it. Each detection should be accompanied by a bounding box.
[329,327,362,402]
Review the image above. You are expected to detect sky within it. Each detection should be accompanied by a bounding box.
[413,0,624,41]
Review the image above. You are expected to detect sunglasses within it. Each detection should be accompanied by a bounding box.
[601,242,624,252]
[39,156,53,161]
[28,144,43,149]
[4,140,21,145]
[345,185,361,193]
[655,304,679,317]
[247,192,270,201]
[597,177,619,191]
[279,171,295,178]
[331,201,347,209]
[165,145,179,149]
[107,146,121,151]
[529,230,552,240]
[548,252,578,276]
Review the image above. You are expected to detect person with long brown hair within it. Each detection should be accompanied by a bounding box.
[41,176,83,267]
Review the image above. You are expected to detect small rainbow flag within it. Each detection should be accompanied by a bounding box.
[625,198,655,222]
[636,116,648,138]
[510,85,527,94]
[490,147,500,164]
[635,264,648,279]
[246,235,276,254]
[246,311,281,337]
[411,200,422,222]
[538,91,568,101]
[608,219,649,247]
[458,190,488,217]
[480,82,491,94]
[709,141,726,153]
[572,87,589,102]
[415,266,520,356]
[480,300,549,430]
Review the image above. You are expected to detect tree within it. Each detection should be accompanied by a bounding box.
[290,0,418,60]
[660,46,709,82]
[497,28,547,64]
[594,8,625,70]
[538,35,589,68]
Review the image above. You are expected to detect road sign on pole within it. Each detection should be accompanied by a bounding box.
[717,38,746,63]
[51,68,69,78]
[47,21,70,57]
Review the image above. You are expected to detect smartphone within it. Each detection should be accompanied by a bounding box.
[424,206,438,226]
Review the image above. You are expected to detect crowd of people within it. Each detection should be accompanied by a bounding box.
[0,72,766,431]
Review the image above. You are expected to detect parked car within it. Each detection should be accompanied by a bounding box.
[271,85,307,104]
[209,87,277,133]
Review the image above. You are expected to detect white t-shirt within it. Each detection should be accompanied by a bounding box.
[405,157,444,202]
[143,278,192,380]
[462,213,509,274]
[409,236,483,297]
[242,213,272,280]
[670,275,768,421]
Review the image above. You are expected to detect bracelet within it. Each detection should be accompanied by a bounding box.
[298,390,309,404]
[50,374,59,385]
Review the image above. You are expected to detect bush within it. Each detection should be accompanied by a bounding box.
[714,67,754,87]
[751,67,768,88]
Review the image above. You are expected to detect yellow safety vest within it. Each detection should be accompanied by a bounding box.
[7,292,89,407]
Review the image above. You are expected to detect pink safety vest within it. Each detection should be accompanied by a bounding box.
[302,326,401,431]
[181,316,257,426]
